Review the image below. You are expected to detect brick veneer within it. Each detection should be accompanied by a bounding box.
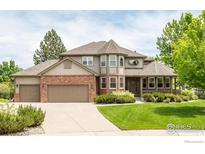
[99,75,125,94]
[40,75,96,102]
[14,93,20,102]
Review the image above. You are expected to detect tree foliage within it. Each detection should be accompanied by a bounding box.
[173,11,205,90]
[0,60,22,82]
[33,29,67,65]
[156,12,193,67]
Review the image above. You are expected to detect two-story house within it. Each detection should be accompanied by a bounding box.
[13,40,177,103]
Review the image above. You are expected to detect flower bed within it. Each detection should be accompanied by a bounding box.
[95,91,135,104]
[142,90,198,103]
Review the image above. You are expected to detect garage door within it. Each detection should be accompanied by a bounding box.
[19,85,40,102]
[48,85,89,102]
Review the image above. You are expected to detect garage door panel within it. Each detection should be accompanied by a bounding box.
[20,85,40,102]
[48,85,89,102]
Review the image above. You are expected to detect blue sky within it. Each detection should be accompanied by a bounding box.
[0,10,201,68]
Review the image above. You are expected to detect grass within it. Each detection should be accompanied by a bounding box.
[97,100,205,130]
[0,98,11,102]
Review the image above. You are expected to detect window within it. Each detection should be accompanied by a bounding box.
[119,77,124,89]
[100,55,106,67]
[82,56,93,66]
[143,78,147,89]
[148,77,155,89]
[100,77,106,89]
[165,77,170,88]
[109,55,117,67]
[157,77,164,88]
[119,56,124,67]
[109,77,117,89]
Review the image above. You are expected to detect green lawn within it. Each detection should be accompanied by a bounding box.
[97,100,205,130]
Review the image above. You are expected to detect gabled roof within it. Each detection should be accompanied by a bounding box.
[13,58,97,77]
[13,60,59,76]
[125,61,176,76]
[61,40,146,57]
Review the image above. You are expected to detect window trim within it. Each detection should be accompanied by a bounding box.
[109,77,117,89]
[119,77,125,89]
[119,56,124,67]
[100,77,107,89]
[165,77,171,89]
[82,56,93,66]
[157,77,164,89]
[100,55,107,67]
[109,55,117,67]
[142,77,147,89]
[148,77,155,89]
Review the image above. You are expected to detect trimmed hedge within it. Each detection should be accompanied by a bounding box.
[142,91,198,103]
[0,104,45,135]
[95,91,135,104]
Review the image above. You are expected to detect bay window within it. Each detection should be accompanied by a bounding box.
[119,56,124,67]
[109,55,117,67]
[119,77,124,89]
[100,55,106,67]
[109,77,117,89]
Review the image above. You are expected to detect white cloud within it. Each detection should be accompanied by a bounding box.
[0,10,201,68]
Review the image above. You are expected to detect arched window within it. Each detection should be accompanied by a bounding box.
[119,56,124,67]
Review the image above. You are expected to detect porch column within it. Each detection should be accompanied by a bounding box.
[140,77,143,97]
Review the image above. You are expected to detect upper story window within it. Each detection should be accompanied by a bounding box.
[82,56,93,66]
[100,55,106,67]
[109,55,117,67]
[148,77,155,89]
[165,77,170,88]
[157,77,164,88]
[119,56,124,67]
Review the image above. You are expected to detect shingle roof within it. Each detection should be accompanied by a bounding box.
[61,40,146,57]
[125,61,176,76]
[13,60,59,76]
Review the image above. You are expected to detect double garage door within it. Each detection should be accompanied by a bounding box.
[19,85,89,102]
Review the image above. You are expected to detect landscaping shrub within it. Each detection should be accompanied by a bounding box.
[181,90,195,100]
[95,91,135,104]
[17,105,46,127]
[0,103,45,135]
[163,98,170,103]
[164,93,177,102]
[179,95,190,101]
[0,82,14,99]
[0,112,26,134]
[152,93,165,102]
[191,95,198,100]
[0,98,11,102]
[175,95,183,103]
[142,93,156,102]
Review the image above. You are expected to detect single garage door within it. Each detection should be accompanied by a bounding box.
[48,85,89,102]
[19,85,40,102]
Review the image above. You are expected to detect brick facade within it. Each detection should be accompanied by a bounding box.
[98,75,125,95]
[40,75,96,102]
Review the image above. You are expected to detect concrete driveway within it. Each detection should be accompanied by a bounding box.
[27,103,120,135]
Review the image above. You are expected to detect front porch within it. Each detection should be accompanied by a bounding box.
[125,76,179,97]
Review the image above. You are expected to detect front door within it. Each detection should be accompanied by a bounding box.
[126,78,140,97]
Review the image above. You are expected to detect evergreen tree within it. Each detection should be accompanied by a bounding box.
[33,29,67,65]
